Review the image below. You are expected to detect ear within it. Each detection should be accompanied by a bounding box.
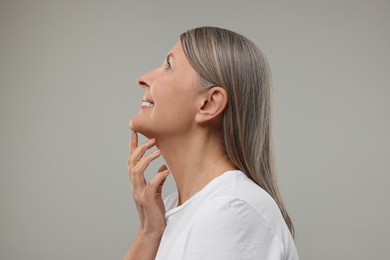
[195,87,228,124]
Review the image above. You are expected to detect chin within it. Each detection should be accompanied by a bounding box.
[129,118,154,138]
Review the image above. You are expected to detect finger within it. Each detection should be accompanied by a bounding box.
[133,138,156,158]
[129,131,138,154]
[148,165,170,194]
[131,150,162,192]
[128,138,157,167]
[132,149,162,177]
[157,165,168,172]
[155,165,169,194]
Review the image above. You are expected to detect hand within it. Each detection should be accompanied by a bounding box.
[127,131,170,238]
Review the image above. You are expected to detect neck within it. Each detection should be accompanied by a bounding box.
[155,129,236,205]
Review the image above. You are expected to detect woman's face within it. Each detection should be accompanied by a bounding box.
[129,41,204,138]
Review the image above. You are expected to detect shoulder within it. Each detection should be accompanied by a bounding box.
[189,170,284,239]
[162,171,298,259]
[201,170,285,225]
[165,170,285,227]
[185,196,286,259]
[189,171,296,258]
[194,194,280,241]
[229,171,287,230]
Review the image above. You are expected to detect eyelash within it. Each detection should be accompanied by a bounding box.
[165,57,172,70]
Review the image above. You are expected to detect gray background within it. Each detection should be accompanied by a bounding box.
[1,0,389,259]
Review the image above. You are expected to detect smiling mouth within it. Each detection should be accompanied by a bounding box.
[141,100,154,107]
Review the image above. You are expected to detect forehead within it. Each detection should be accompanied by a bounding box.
[167,41,194,70]
[167,41,200,85]
[170,40,181,51]
[167,41,184,58]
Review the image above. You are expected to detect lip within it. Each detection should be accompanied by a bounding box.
[142,96,154,103]
[142,98,154,103]
[141,97,154,108]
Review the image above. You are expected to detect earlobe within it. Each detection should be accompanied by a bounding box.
[195,87,228,124]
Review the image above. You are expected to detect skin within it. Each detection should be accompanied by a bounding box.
[124,41,236,260]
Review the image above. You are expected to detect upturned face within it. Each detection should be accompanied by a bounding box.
[129,41,204,138]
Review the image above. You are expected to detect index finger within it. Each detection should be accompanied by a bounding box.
[130,131,138,154]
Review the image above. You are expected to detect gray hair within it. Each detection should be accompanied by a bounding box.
[180,26,294,237]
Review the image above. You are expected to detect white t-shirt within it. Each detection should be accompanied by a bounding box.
[155,170,299,260]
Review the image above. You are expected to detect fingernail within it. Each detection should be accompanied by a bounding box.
[153,149,160,154]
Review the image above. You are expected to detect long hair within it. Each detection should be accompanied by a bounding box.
[180,26,294,237]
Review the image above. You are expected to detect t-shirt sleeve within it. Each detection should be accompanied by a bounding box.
[183,197,285,260]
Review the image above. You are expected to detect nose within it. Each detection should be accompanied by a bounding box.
[137,75,147,89]
[137,68,155,89]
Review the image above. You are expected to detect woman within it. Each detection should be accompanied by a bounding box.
[125,26,298,260]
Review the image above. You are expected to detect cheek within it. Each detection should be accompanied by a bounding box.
[158,98,195,121]
[154,93,198,128]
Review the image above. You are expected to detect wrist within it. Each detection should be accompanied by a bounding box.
[124,229,164,260]
[138,227,165,241]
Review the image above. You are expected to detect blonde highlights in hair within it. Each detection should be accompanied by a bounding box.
[180,26,294,237]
